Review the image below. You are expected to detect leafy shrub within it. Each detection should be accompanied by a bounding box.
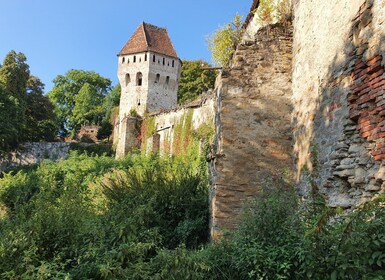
[0,152,209,279]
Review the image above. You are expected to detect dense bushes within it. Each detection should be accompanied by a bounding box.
[1,152,385,279]
[0,152,208,279]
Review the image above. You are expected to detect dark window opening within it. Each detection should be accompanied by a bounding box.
[162,58,165,65]
[153,55,156,62]
[145,54,147,61]
[155,73,160,83]
[125,73,131,86]
[166,76,170,85]
[122,57,125,63]
[133,56,136,63]
[172,60,175,67]
[138,99,141,106]
[139,57,141,62]
[136,72,142,86]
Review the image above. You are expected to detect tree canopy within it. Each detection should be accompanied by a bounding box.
[177,60,216,105]
[207,15,243,67]
[0,51,58,151]
[24,76,57,142]
[47,69,112,135]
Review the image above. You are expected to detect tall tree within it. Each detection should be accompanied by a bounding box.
[47,69,111,135]
[0,50,30,150]
[177,60,216,105]
[24,76,57,141]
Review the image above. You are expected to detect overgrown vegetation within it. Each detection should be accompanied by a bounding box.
[0,51,57,152]
[0,152,209,279]
[1,149,385,279]
[207,14,243,67]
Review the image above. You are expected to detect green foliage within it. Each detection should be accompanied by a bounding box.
[177,60,216,104]
[0,51,30,150]
[69,143,114,156]
[257,0,276,25]
[0,51,57,151]
[207,14,243,67]
[47,69,112,135]
[24,76,57,141]
[73,83,104,126]
[0,152,209,279]
[255,0,293,26]
[97,121,113,141]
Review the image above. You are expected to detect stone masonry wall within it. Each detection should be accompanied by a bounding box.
[210,23,293,237]
[0,142,71,172]
[293,0,385,207]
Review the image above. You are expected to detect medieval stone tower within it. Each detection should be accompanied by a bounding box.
[116,22,182,157]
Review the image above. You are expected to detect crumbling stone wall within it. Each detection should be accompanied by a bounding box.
[293,0,385,207]
[0,142,71,172]
[210,23,293,237]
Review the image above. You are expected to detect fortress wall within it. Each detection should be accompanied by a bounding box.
[0,142,71,172]
[293,0,385,207]
[146,98,215,155]
[210,23,293,238]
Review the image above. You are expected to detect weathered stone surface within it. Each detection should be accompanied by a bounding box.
[0,142,71,172]
[293,0,385,208]
[210,23,293,238]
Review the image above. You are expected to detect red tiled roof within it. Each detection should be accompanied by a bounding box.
[119,22,178,58]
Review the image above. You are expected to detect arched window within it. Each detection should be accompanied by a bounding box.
[172,60,175,67]
[155,74,160,83]
[162,58,165,65]
[153,55,156,62]
[166,76,170,85]
[145,54,147,61]
[136,72,143,86]
[122,57,125,63]
[125,73,131,86]
[133,55,136,63]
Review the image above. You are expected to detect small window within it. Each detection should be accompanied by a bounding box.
[172,60,175,67]
[125,73,131,86]
[136,72,142,86]
[139,57,141,62]
[127,58,130,63]
[153,55,156,62]
[166,76,170,85]
[122,57,125,63]
[133,56,136,63]
[162,58,165,65]
[155,74,160,83]
[137,99,141,106]
[145,54,147,61]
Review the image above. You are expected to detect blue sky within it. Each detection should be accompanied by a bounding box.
[0,0,252,92]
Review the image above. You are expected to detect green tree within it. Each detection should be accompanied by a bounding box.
[24,76,58,141]
[207,14,243,67]
[47,70,111,135]
[72,83,104,126]
[177,60,216,105]
[0,50,30,150]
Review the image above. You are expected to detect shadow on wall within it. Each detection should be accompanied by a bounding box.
[294,0,385,207]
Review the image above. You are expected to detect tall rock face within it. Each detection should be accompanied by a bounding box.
[210,23,293,238]
[293,0,385,207]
